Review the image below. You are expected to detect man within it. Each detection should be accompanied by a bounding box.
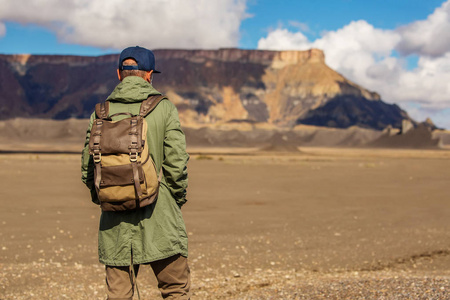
[81,46,190,299]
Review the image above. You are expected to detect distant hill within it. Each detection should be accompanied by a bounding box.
[0,49,411,130]
[0,118,446,152]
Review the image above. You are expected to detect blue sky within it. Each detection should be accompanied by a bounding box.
[0,0,449,128]
[0,0,445,56]
[241,0,445,49]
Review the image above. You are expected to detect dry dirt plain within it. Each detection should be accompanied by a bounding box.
[0,147,449,299]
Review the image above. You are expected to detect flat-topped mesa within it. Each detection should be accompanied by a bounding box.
[270,48,325,69]
[275,48,325,64]
[0,49,409,130]
[153,48,325,66]
[1,48,325,68]
[0,53,118,66]
[0,53,118,75]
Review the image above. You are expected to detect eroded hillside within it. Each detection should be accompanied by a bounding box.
[0,49,410,129]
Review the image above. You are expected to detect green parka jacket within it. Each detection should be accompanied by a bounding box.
[81,76,189,266]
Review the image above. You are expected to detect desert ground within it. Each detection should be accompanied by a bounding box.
[0,147,449,299]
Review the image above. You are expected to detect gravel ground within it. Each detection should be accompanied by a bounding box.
[1,263,449,299]
[0,151,449,299]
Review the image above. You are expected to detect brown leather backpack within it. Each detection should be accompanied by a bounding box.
[89,95,165,211]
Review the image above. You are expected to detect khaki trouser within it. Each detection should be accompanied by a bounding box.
[105,254,191,300]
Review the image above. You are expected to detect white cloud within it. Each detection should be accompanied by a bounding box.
[257,3,450,128]
[312,21,402,86]
[386,54,450,107]
[0,0,248,49]
[257,28,310,50]
[397,1,450,57]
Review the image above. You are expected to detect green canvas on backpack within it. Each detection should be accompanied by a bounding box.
[89,95,165,212]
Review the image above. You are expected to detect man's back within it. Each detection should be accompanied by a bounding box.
[82,75,189,265]
[81,46,190,299]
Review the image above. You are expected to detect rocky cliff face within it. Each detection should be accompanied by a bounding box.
[0,49,410,129]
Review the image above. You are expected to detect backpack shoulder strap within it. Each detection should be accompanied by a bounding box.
[95,101,110,119]
[139,95,166,117]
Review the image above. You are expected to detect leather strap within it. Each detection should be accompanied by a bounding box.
[91,120,103,163]
[110,112,134,118]
[92,108,106,192]
[131,161,143,201]
[139,95,166,117]
[95,102,110,119]
[129,118,140,156]
[94,161,102,192]
[129,117,143,202]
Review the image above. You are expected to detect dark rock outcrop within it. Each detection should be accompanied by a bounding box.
[297,94,409,130]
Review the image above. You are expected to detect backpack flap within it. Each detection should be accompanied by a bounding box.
[90,116,145,155]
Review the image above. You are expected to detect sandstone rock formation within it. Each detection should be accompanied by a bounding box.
[369,122,442,149]
[0,49,411,130]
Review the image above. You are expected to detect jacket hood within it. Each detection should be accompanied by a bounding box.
[106,76,161,103]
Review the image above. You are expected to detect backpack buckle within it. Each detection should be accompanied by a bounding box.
[130,152,137,162]
[93,152,102,163]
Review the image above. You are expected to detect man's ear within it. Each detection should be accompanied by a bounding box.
[117,69,122,81]
[145,70,154,83]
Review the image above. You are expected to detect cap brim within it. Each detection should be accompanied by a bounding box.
[153,70,161,73]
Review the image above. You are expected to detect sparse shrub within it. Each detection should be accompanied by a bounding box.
[196,155,213,160]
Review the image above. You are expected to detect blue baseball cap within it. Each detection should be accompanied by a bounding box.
[118,46,161,73]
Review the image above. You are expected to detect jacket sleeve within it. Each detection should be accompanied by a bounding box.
[162,103,189,207]
[81,113,99,204]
